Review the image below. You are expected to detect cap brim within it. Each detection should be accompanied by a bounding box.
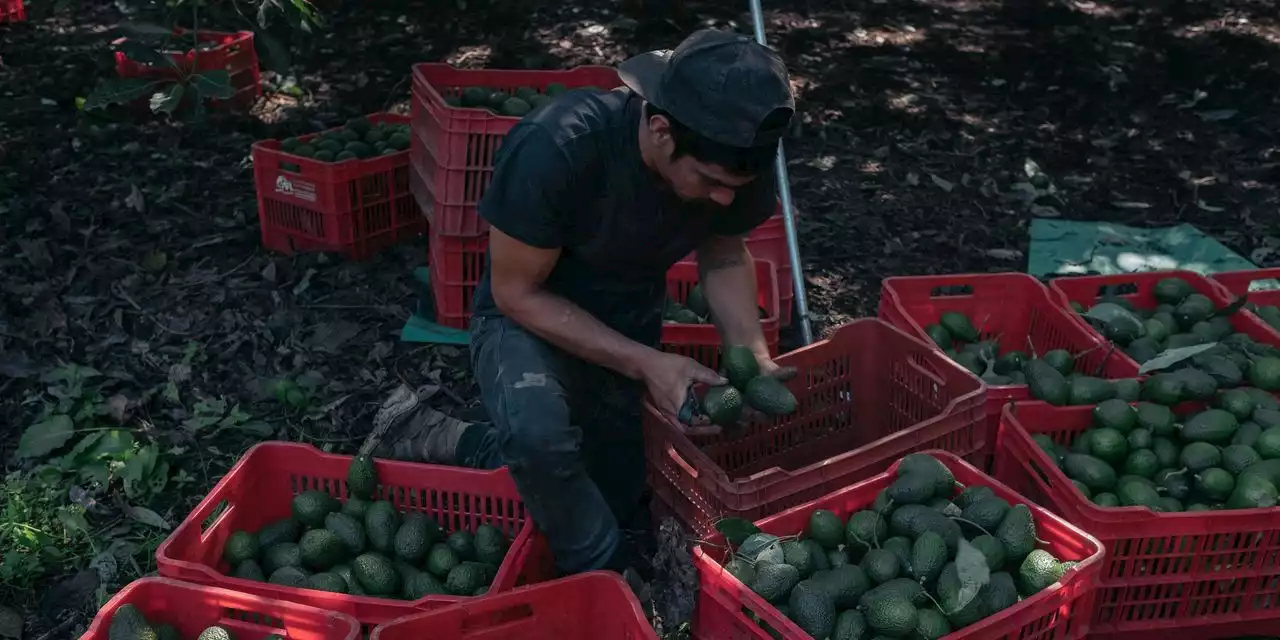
[617,50,671,108]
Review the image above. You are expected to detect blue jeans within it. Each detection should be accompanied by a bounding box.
[463,315,654,575]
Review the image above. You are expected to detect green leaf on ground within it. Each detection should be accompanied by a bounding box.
[83,78,163,110]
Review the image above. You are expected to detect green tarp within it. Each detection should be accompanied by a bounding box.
[399,267,469,345]
[1027,219,1256,278]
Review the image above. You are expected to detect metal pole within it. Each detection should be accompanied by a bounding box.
[747,0,814,345]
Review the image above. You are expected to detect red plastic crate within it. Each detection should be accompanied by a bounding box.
[879,272,1140,468]
[745,212,796,327]
[114,29,261,108]
[642,318,987,537]
[1048,270,1279,370]
[429,231,489,329]
[1088,615,1280,640]
[992,402,1280,636]
[1210,268,1280,343]
[82,577,361,640]
[662,259,781,371]
[369,572,656,640]
[0,0,24,23]
[155,443,556,629]
[253,113,427,260]
[692,450,1104,640]
[409,63,622,236]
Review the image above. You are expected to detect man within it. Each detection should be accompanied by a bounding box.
[376,29,796,578]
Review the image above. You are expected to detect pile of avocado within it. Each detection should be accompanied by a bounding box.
[443,82,603,117]
[924,309,1141,404]
[699,345,798,428]
[662,284,769,325]
[279,116,410,163]
[218,454,511,599]
[1247,298,1280,332]
[108,605,251,640]
[725,453,1077,639]
[1033,389,1280,512]
[664,284,710,325]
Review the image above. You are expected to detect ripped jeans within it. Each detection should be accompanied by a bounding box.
[464,315,654,575]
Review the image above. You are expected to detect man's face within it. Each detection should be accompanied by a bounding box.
[648,116,756,207]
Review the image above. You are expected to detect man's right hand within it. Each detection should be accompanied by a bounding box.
[638,350,726,428]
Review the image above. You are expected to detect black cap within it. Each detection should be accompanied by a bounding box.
[618,29,794,149]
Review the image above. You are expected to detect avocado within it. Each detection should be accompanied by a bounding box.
[1093,399,1137,433]
[1113,378,1142,402]
[1182,409,1239,444]
[499,97,532,117]
[784,539,818,578]
[231,558,265,581]
[1018,549,1062,595]
[953,485,996,509]
[267,566,309,587]
[345,115,372,133]
[887,505,961,554]
[1025,358,1069,406]
[864,596,918,637]
[936,562,984,627]
[364,501,398,553]
[969,534,1007,572]
[404,570,447,598]
[324,512,367,556]
[1250,358,1280,391]
[1175,294,1214,329]
[393,514,437,563]
[292,490,338,528]
[1195,467,1236,502]
[261,543,302,574]
[887,471,937,505]
[473,524,509,566]
[909,531,948,585]
[817,564,871,608]
[222,530,259,567]
[255,518,300,549]
[1143,374,1187,406]
[809,509,845,550]
[994,504,1037,560]
[939,311,979,342]
[833,610,869,640]
[845,510,888,555]
[960,497,1010,534]
[789,579,837,638]
[305,572,348,593]
[748,562,800,603]
[880,536,913,576]
[445,561,489,595]
[1087,427,1129,466]
[1153,277,1194,304]
[352,552,399,595]
[1226,472,1279,509]
[346,454,377,500]
[108,604,157,640]
[702,385,744,425]
[744,375,797,416]
[1116,477,1162,509]
[1180,441,1223,472]
[341,497,370,520]
[860,548,901,585]
[1136,402,1176,436]
[299,529,346,571]
[1063,453,1118,493]
[1122,449,1160,478]
[925,324,952,349]
[426,543,461,578]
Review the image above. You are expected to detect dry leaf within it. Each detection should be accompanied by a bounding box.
[125,184,146,213]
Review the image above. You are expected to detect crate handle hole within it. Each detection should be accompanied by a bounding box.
[929,284,975,297]
[665,443,701,480]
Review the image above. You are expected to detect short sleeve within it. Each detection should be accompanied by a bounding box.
[477,124,574,249]
[710,170,778,237]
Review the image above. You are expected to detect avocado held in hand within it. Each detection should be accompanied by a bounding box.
[702,385,744,426]
[745,376,797,416]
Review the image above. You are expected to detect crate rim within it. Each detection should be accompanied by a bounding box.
[662,258,781,328]
[693,449,1106,640]
[251,112,410,164]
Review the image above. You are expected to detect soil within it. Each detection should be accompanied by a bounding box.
[1,0,1278,634]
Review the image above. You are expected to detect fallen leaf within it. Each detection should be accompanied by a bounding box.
[905,172,920,186]
[124,504,171,530]
[1029,204,1061,218]
[1195,200,1225,213]
[125,184,146,213]
[1196,109,1237,122]
[930,174,955,192]
[140,249,168,273]
[1111,200,1152,209]
[986,248,1024,260]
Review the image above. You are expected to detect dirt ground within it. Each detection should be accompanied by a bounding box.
[1,0,1278,633]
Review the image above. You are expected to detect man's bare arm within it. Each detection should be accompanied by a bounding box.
[697,234,772,360]
[488,228,660,380]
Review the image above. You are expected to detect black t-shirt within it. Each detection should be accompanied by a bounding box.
[470,88,777,344]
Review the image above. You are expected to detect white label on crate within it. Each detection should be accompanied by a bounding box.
[275,175,317,202]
